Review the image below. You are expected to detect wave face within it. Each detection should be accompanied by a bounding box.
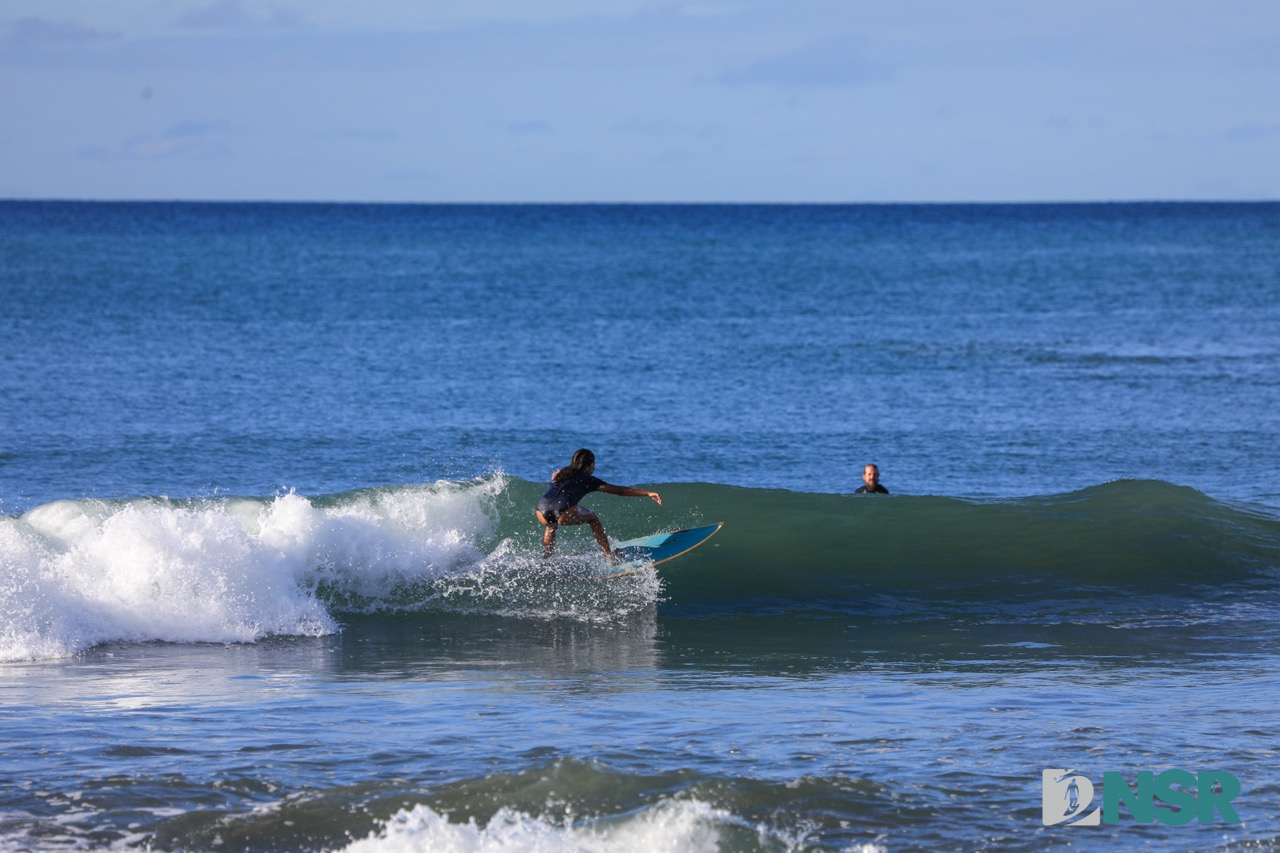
[4,476,1278,661]
[649,479,1280,611]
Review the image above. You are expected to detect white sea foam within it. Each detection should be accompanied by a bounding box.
[340,799,826,853]
[0,478,507,662]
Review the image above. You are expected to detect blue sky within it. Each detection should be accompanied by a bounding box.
[2,1,1276,202]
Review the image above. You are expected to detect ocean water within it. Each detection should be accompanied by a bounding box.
[2,201,1279,851]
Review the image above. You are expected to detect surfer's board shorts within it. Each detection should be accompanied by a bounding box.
[538,504,599,527]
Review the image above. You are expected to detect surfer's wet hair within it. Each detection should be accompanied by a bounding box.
[551,448,595,486]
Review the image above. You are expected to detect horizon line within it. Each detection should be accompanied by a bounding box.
[4,197,1277,206]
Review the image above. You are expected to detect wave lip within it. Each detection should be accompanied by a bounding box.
[1,495,335,662]
[0,478,514,662]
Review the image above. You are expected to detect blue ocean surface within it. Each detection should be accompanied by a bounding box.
[2,201,1279,851]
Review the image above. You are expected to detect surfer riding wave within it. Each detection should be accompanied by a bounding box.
[536,448,662,562]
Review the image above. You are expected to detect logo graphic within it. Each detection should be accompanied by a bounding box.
[1042,768,1241,826]
[1042,769,1101,825]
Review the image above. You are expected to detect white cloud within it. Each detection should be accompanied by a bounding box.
[3,16,119,49]
[176,0,303,31]
[77,121,233,162]
[718,35,892,89]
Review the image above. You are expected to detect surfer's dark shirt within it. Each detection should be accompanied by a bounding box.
[537,471,605,521]
[855,484,890,494]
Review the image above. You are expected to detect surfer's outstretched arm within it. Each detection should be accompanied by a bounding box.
[598,484,662,505]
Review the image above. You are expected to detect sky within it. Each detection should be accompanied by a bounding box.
[1,0,1277,203]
